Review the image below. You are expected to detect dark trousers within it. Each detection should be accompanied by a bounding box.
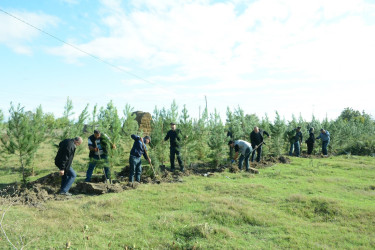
[322,141,329,155]
[60,167,76,193]
[251,146,262,162]
[307,143,314,155]
[85,155,110,182]
[129,155,142,182]
[170,147,183,171]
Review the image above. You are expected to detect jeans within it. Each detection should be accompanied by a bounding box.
[239,148,251,171]
[60,167,76,193]
[251,146,262,162]
[85,155,110,182]
[129,155,142,182]
[322,141,329,155]
[289,141,300,157]
[170,147,184,171]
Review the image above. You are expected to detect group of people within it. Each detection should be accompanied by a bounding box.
[288,127,331,157]
[228,126,331,172]
[54,123,330,196]
[54,123,184,195]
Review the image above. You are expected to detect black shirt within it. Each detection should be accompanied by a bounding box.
[250,129,269,148]
[164,129,182,148]
[55,139,76,171]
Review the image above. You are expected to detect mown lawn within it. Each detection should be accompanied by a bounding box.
[1,155,374,249]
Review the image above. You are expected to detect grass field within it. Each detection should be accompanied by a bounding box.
[0,155,374,249]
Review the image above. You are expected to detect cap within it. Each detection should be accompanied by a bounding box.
[144,135,151,143]
[94,129,101,134]
[170,122,176,125]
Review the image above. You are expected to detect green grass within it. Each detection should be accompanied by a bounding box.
[1,156,375,249]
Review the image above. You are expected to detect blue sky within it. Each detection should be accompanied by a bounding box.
[1,0,374,122]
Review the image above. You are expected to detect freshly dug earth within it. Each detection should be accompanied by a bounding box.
[0,156,290,206]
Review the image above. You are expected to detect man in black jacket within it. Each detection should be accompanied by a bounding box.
[305,127,315,155]
[250,127,270,162]
[164,122,184,172]
[55,137,83,195]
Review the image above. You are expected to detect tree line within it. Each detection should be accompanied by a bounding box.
[0,98,374,184]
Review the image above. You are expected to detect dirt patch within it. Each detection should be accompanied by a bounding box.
[1,156,292,206]
[0,173,75,208]
[251,156,291,168]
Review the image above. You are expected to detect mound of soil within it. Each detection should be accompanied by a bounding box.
[251,156,291,168]
[1,155,292,206]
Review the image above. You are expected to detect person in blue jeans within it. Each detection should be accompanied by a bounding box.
[85,130,116,182]
[129,134,152,183]
[288,126,303,157]
[316,129,330,156]
[54,137,83,195]
[228,140,254,171]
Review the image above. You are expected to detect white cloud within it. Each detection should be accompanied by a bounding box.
[0,9,59,55]
[4,0,374,120]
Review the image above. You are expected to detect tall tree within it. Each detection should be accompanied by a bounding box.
[1,104,45,184]
[207,110,227,167]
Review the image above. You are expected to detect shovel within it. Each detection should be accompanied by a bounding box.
[141,139,157,178]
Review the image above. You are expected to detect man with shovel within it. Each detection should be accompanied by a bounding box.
[85,130,116,182]
[55,137,83,195]
[250,126,270,162]
[129,134,152,183]
[228,139,257,172]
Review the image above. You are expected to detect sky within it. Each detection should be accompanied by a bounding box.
[0,0,374,122]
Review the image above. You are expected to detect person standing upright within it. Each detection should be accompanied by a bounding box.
[288,126,303,157]
[316,128,330,156]
[164,122,184,172]
[85,130,116,182]
[305,127,315,155]
[55,137,83,195]
[250,126,270,162]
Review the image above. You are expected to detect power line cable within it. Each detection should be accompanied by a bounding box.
[0,8,166,89]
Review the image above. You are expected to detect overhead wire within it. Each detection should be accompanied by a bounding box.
[0,7,168,91]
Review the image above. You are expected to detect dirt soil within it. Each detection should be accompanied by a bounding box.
[0,156,291,206]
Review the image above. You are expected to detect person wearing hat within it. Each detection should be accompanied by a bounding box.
[164,122,184,171]
[288,126,303,157]
[85,129,116,182]
[305,127,315,155]
[316,128,330,156]
[129,134,152,182]
[228,139,253,171]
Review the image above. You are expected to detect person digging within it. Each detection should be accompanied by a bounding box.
[129,134,152,183]
[228,139,261,172]
[54,137,83,196]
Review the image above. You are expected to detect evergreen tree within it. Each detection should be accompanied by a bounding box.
[1,103,45,184]
[193,106,210,161]
[150,106,168,168]
[179,105,195,167]
[207,110,227,167]
[122,104,139,136]
[270,112,287,156]
[97,101,123,169]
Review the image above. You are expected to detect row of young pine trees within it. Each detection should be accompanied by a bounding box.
[0,98,374,184]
